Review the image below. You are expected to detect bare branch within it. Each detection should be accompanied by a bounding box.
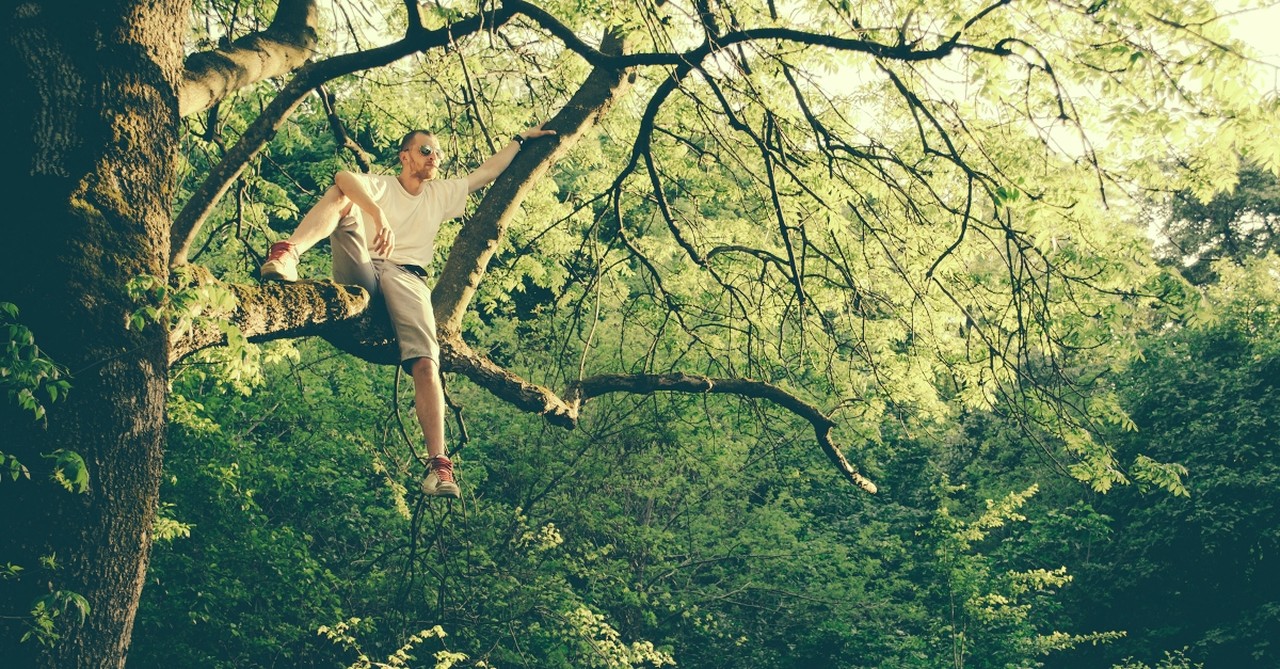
[317,84,373,172]
[643,148,706,265]
[168,267,369,364]
[565,373,877,493]
[508,0,992,69]
[441,379,472,453]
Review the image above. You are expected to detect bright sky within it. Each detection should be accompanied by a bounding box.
[1224,2,1280,88]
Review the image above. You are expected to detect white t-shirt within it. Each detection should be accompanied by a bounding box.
[357,173,469,267]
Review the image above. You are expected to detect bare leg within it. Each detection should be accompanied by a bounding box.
[411,357,447,458]
[286,185,352,254]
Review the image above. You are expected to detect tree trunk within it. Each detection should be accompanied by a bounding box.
[0,1,187,667]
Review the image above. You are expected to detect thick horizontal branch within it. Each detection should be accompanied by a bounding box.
[306,312,580,428]
[170,267,580,426]
[706,244,789,266]
[179,0,320,117]
[178,271,873,491]
[565,373,877,493]
[168,268,369,364]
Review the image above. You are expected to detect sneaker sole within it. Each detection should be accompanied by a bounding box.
[260,270,298,282]
[420,477,460,498]
[423,484,460,499]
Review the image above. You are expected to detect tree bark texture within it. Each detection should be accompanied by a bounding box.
[0,1,187,667]
[178,0,318,117]
[168,268,370,365]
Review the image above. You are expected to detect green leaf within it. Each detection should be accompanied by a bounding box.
[1130,454,1190,497]
[45,449,90,494]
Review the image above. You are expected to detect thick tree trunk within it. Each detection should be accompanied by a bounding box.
[0,1,187,667]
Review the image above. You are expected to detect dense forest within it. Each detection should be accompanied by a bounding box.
[2,0,1278,667]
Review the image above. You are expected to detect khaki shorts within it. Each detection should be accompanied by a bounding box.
[330,216,439,369]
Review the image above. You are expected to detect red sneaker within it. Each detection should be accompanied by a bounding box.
[421,455,460,498]
[259,241,299,282]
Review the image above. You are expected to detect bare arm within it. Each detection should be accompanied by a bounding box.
[465,124,558,193]
[334,170,393,256]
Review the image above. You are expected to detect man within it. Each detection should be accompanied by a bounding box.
[259,124,556,497]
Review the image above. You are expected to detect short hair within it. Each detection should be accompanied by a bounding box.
[398,129,434,153]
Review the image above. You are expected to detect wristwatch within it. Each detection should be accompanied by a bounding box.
[512,134,526,148]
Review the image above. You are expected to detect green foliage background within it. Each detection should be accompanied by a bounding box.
[115,0,1280,666]
[133,254,1280,668]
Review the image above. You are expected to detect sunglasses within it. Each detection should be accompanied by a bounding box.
[416,145,443,158]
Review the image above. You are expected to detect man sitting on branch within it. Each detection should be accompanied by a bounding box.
[260,123,556,497]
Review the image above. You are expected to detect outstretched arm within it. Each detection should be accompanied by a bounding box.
[465,124,558,193]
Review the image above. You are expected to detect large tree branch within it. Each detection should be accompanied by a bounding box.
[170,5,520,266]
[179,0,320,117]
[168,267,369,364]
[311,316,583,428]
[177,272,873,490]
[431,28,635,332]
[167,264,582,425]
